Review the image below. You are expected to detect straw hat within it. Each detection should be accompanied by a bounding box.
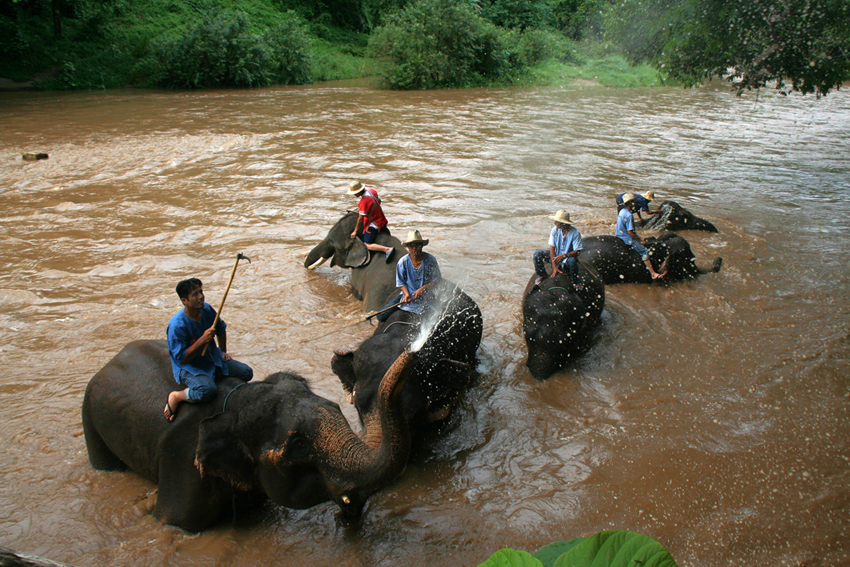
[641,191,655,201]
[402,230,429,246]
[347,180,366,195]
[621,193,637,204]
[548,210,573,224]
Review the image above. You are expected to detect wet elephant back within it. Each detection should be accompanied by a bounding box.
[83,340,177,482]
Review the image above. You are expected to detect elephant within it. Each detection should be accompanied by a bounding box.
[639,200,719,232]
[305,211,406,312]
[82,340,415,532]
[331,279,483,435]
[580,233,722,285]
[523,262,605,381]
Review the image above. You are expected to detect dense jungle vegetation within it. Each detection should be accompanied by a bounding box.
[0,0,847,93]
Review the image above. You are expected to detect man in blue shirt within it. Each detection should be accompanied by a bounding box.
[164,278,253,421]
[616,190,662,222]
[533,210,584,290]
[396,230,441,314]
[617,194,667,280]
[374,230,441,322]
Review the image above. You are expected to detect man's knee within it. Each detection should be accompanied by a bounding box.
[189,380,218,403]
[227,360,253,382]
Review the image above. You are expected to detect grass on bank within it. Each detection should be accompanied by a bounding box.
[0,0,668,90]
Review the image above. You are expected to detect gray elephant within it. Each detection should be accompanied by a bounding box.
[331,279,483,434]
[305,211,405,312]
[522,262,605,381]
[581,233,722,285]
[639,200,719,232]
[82,340,415,532]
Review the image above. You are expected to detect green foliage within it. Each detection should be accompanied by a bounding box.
[477,531,678,567]
[532,537,585,566]
[605,0,850,96]
[553,0,608,39]
[155,10,311,88]
[480,0,556,31]
[369,0,519,89]
[512,28,578,67]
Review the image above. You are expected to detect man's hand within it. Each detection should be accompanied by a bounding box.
[200,327,216,344]
[222,352,232,361]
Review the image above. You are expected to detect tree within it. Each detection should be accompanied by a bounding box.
[606,0,850,96]
[369,0,516,89]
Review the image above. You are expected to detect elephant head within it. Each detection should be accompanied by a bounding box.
[522,263,605,381]
[305,211,370,270]
[331,280,483,432]
[641,200,718,232]
[82,340,416,531]
[304,212,405,312]
[580,233,721,285]
[649,232,722,280]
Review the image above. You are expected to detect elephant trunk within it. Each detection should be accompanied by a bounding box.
[305,240,333,269]
[315,350,415,516]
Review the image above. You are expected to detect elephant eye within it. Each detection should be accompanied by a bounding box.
[288,435,309,458]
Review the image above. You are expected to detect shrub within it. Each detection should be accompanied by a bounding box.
[481,0,557,31]
[155,10,312,88]
[513,28,578,67]
[263,18,313,85]
[369,0,518,89]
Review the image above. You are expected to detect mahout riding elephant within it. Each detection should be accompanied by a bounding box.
[581,233,722,285]
[522,262,605,381]
[82,340,415,532]
[639,200,718,232]
[331,279,483,436]
[305,211,405,312]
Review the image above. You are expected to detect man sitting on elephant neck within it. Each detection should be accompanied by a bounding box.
[163,278,253,421]
[533,210,584,290]
[617,194,668,280]
[616,190,662,221]
[348,180,395,263]
[375,230,441,322]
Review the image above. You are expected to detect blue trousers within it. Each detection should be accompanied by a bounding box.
[533,250,579,283]
[629,240,650,261]
[178,359,253,403]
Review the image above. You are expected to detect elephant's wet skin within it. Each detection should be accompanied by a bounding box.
[82,340,414,532]
[331,280,483,437]
[522,263,605,381]
[639,200,718,233]
[581,233,722,285]
[304,211,406,312]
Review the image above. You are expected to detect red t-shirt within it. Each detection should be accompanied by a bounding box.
[358,189,388,230]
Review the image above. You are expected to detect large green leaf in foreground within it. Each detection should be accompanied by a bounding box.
[552,530,678,567]
[478,548,544,567]
[477,530,678,567]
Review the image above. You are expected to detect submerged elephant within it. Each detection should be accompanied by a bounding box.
[522,262,605,381]
[82,340,415,532]
[305,211,405,312]
[332,279,483,434]
[581,233,722,285]
[639,200,718,232]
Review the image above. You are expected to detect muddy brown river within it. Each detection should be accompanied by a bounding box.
[0,81,848,566]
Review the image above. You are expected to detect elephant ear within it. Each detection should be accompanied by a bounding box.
[331,350,357,397]
[195,412,255,491]
[341,238,370,268]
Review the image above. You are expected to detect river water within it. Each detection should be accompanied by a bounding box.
[0,81,848,566]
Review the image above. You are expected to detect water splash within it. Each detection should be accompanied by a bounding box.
[409,283,476,353]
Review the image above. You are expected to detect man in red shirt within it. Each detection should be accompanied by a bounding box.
[348,180,395,263]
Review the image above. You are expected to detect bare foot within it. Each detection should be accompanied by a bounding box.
[164,390,185,422]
